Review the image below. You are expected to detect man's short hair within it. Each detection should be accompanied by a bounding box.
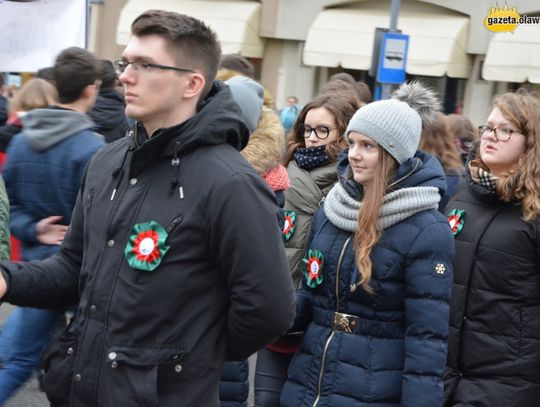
[98,59,118,89]
[131,10,221,99]
[37,67,55,83]
[54,47,100,104]
[220,54,255,79]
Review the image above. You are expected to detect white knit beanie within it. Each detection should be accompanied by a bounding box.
[345,98,422,164]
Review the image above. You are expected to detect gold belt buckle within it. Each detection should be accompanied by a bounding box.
[333,312,357,333]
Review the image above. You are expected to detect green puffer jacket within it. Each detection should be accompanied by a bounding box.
[284,160,337,286]
[0,176,10,261]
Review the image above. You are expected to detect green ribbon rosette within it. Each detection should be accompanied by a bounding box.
[124,221,170,272]
[303,249,324,288]
[283,210,297,242]
[447,209,465,237]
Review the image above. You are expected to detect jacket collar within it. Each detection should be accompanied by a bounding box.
[127,81,250,177]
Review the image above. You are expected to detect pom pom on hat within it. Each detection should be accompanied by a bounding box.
[392,81,441,129]
[345,81,439,164]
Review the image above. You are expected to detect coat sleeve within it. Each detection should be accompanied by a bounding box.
[0,172,88,308]
[0,176,10,260]
[401,220,454,407]
[208,171,295,361]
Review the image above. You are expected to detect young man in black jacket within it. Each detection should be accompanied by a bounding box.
[0,10,295,407]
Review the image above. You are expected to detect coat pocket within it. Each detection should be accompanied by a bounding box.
[42,331,78,405]
[100,345,184,407]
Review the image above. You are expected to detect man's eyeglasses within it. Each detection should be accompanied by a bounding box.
[114,60,195,76]
[300,124,335,140]
[478,125,519,142]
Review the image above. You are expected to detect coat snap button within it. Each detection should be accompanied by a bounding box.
[74,373,82,382]
[130,178,137,185]
[89,305,96,312]
[66,347,74,355]
[174,364,182,373]
[107,240,115,247]
[111,361,118,369]
[108,352,117,360]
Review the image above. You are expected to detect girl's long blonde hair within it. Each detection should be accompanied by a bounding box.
[353,147,397,292]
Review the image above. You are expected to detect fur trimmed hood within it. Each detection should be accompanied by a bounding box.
[240,107,286,175]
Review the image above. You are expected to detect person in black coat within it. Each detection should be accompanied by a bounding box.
[444,90,540,407]
[88,59,129,143]
[0,11,294,407]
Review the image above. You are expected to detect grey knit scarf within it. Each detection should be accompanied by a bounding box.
[324,181,440,232]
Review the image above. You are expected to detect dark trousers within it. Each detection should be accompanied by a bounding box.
[254,348,294,407]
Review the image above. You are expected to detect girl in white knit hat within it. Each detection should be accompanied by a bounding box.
[280,82,454,407]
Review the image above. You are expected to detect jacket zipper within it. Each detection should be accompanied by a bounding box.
[312,236,352,407]
[387,159,420,190]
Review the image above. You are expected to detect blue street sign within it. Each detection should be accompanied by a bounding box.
[377,32,409,84]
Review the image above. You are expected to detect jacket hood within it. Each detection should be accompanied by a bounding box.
[130,81,250,156]
[21,108,95,152]
[88,88,127,131]
[337,148,447,200]
[240,107,286,175]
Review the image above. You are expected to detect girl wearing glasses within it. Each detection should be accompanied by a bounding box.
[253,90,360,407]
[444,90,540,407]
[280,82,454,407]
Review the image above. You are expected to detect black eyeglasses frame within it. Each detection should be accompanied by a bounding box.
[300,124,335,140]
[114,60,195,75]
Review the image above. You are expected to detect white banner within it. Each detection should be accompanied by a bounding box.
[0,0,87,72]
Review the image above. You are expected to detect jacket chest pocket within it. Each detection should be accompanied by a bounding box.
[100,345,185,407]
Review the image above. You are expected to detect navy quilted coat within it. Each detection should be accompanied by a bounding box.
[281,151,454,407]
[3,108,104,261]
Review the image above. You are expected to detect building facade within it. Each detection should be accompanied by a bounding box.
[89,0,540,125]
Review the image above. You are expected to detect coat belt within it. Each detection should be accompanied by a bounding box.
[312,307,405,338]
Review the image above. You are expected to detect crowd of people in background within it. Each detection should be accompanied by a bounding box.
[0,8,538,407]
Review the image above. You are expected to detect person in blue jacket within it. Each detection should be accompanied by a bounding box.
[280,82,455,407]
[0,47,105,405]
